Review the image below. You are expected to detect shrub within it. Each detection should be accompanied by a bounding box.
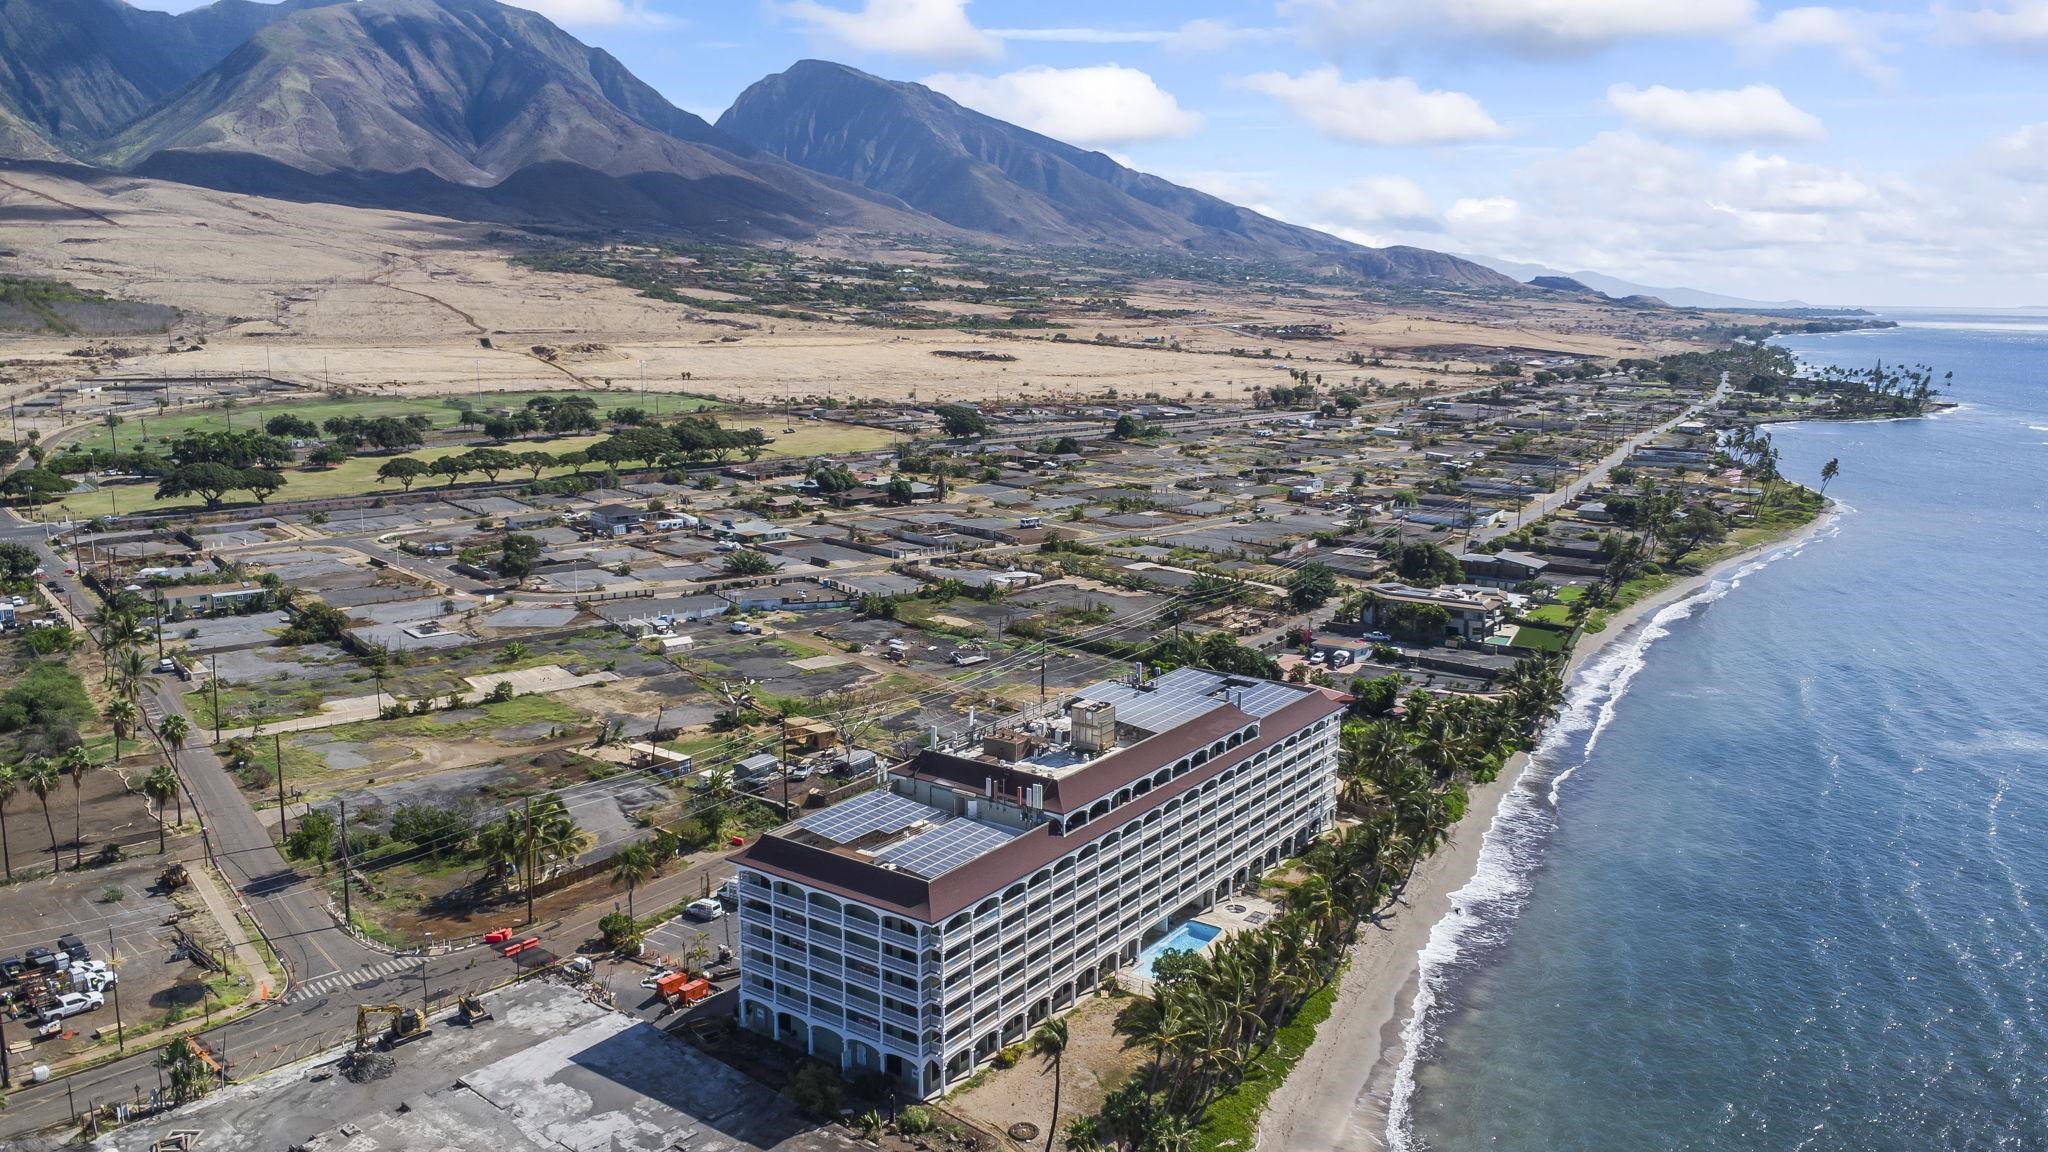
[992,1044,1023,1069]
[896,1105,936,1135]
[598,910,640,953]
[784,1061,844,1119]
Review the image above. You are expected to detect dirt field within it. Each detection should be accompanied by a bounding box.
[0,166,1728,418]
[948,994,1142,1149]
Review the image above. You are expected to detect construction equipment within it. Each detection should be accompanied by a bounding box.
[155,862,190,893]
[456,995,492,1024]
[355,1004,431,1051]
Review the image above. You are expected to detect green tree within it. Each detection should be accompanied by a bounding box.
[144,763,179,853]
[721,548,777,577]
[607,842,658,921]
[1286,562,1339,612]
[377,456,428,491]
[499,533,543,583]
[1819,457,1840,495]
[1111,414,1142,440]
[1032,1016,1069,1152]
[104,696,137,767]
[26,755,60,873]
[0,763,16,881]
[158,714,189,827]
[935,404,989,438]
[62,745,92,867]
[284,808,336,866]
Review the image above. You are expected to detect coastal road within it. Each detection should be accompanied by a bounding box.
[1475,374,1729,544]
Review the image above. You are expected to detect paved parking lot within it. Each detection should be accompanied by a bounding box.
[96,980,858,1152]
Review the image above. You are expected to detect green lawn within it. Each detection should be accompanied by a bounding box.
[67,391,721,455]
[1525,603,1573,625]
[1508,624,1570,653]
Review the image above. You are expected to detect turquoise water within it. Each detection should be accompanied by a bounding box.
[1395,318,2048,1151]
[1138,920,1220,980]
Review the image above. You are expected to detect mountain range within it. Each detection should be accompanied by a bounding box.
[0,0,1514,289]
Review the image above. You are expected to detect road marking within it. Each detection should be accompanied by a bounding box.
[283,956,423,1003]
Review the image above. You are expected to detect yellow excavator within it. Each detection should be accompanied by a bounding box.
[355,1004,432,1050]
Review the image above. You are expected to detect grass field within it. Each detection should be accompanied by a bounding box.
[48,414,900,517]
[65,391,721,455]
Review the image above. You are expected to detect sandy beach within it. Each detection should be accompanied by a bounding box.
[1255,510,1836,1152]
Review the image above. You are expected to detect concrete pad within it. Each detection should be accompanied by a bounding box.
[788,654,853,671]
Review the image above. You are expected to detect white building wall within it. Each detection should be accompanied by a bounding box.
[734,709,1340,1097]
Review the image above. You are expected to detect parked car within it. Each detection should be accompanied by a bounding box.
[715,879,738,909]
[1362,631,1392,644]
[38,990,104,1023]
[684,898,725,922]
[23,946,57,972]
[0,956,23,983]
[57,934,87,962]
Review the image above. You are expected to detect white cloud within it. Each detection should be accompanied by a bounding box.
[1940,0,2048,41]
[1740,7,1898,80]
[986,27,1171,43]
[1283,0,1755,50]
[1177,170,1280,212]
[511,0,671,26]
[983,19,1284,51]
[1447,196,1521,226]
[1607,83,1825,142]
[1241,69,1505,146]
[1990,123,2048,175]
[781,0,1000,60]
[1309,176,1441,230]
[922,65,1202,146]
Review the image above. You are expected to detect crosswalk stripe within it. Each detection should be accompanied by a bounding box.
[286,956,426,1002]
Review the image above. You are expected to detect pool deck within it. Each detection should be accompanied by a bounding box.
[1123,893,1285,995]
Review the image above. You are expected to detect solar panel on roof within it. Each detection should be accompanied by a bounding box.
[795,790,948,845]
[873,819,1018,879]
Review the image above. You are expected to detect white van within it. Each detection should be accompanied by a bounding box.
[684,898,725,922]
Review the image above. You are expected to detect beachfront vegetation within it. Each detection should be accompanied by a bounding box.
[1062,656,1566,1152]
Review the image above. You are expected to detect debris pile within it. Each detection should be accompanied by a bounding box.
[341,1049,396,1083]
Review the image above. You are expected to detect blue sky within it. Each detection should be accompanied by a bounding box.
[130,0,2048,307]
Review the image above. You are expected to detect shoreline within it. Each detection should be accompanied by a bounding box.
[1255,508,1837,1152]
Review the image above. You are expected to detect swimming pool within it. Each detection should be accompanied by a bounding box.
[1136,921,1221,980]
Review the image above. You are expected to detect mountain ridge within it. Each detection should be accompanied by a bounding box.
[717,60,1516,289]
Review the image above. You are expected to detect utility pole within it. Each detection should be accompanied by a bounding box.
[1039,644,1047,703]
[524,796,536,926]
[338,798,351,929]
[210,654,220,743]
[779,716,789,815]
[108,926,123,1052]
[275,732,287,842]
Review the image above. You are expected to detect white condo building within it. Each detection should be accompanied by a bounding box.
[729,666,1346,1096]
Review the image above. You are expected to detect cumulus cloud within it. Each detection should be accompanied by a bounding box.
[922,65,1202,146]
[1990,123,2048,175]
[1309,176,1441,230]
[516,0,671,25]
[1940,0,2048,41]
[781,0,1000,60]
[1283,0,1756,51]
[1241,69,1504,146]
[1447,196,1521,226]
[1607,83,1825,142]
[1740,7,1898,80]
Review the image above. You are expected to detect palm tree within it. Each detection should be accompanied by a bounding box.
[26,756,60,873]
[1819,457,1840,495]
[143,763,178,853]
[104,697,137,766]
[115,647,149,704]
[607,842,657,921]
[62,745,92,867]
[1030,1016,1069,1152]
[157,713,189,826]
[473,817,522,891]
[0,763,16,881]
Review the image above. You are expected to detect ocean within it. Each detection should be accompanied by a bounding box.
[1391,318,2048,1152]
